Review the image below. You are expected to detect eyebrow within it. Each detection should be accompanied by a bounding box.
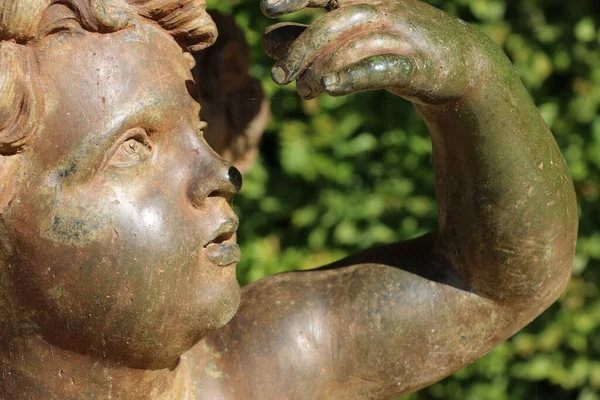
[35,4,82,41]
[72,93,204,177]
[48,43,202,182]
[63,98,165,181]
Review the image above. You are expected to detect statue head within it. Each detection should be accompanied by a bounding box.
[0,0,243,370]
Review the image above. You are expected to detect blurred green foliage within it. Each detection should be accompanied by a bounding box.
[207,0,600,398]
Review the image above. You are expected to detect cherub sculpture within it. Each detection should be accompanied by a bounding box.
[0,0,577,399]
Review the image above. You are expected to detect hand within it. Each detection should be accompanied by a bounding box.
[261,0,495,105]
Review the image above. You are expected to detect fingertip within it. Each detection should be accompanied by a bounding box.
[261,0,306,18]
[296,84,312,99]
[322,73,350,96]
[321,73,339,90]
[260,0,282,18]
[271,66,288,84]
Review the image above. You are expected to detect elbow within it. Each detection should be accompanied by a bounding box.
[482,241,575,310]
[502,256,573,324]
[460,226,576,308]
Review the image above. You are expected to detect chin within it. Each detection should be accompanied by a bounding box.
[31,274,242,371]
[214,280,242,327]
[113,281,242,370]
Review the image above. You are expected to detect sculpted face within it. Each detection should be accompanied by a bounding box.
[2,6,242,369]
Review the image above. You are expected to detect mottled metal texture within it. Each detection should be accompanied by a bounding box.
[0,0,577,399]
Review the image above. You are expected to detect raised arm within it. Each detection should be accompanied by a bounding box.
[194,1,577,398]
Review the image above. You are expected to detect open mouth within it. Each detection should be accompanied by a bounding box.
[207,231,235,246]
[203,224,240,267]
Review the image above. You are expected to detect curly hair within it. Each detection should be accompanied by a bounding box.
[0,0,217,155]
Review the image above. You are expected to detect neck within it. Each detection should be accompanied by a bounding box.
[0,333,188,399]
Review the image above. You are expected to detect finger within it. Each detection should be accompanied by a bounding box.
[262,22,308,60]
[321,54,415,96]
[296,31,410,99]
[296,61,334,99]
[270,4,381,85]
[260,0,334,19]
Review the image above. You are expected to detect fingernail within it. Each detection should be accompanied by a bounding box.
[322,73,339,89]
[271,67,287,84]
[297,85,312,98]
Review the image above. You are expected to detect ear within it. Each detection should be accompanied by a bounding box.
[0,42,35,155]
[0,43,31,213]
[0,0,46,41]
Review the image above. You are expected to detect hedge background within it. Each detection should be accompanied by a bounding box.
[206,1,600,399]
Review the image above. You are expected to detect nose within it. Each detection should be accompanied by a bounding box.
[211,165,243,200]
[189,154,243,206]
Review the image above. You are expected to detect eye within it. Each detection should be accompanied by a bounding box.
[196,119,208,138]
[43,18,85,38]
[108,129,153,168]
[44,19,81,37]
[38,4,86,40]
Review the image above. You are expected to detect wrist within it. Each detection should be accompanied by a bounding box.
[459,31,529,110]
[417,48,535,131]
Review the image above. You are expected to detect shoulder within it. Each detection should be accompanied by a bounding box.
[185,270,345,399]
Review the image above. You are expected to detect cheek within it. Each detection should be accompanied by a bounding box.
[5,151,240,359]
[8,180,195,300]
[13,175,231,307]
[39,200,108,246]
[105,180,201,269]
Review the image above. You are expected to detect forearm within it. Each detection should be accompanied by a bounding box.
[416,47,577,303]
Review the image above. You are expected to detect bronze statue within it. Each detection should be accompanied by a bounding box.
[0,0,577,398]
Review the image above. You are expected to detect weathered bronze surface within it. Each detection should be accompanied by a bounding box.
[0,0,577,399]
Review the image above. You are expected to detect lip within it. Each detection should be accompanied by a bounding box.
[203,219,240,267]
[204,243,241,267]
[204,219,238,246]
